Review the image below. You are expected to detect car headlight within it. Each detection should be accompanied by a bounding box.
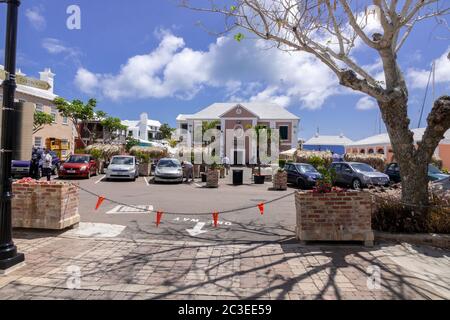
[362,175,371,181]
[155,168,160,175]
[307,176,315,182]
[80,166,87,171]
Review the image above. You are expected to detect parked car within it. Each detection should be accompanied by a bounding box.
[154,158,183,183]
[385,163,450,183]
[105,155,139,181]
[58,154,98,179]
[11,149,60,179]
[284,162,322,189]
[330,162,390,189]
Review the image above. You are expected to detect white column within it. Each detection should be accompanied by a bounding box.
[220,119,225,158]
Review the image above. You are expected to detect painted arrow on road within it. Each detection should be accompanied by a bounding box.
[186,222,207,236]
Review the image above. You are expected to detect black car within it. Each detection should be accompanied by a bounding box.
[284,163,322,189]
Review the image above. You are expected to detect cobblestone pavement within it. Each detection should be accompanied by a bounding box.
[0,231,449,300]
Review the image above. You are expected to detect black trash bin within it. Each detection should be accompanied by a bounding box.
[232,169,243,185]
[201,173,207,182]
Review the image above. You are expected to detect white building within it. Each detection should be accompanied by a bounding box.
[122,113,162,143]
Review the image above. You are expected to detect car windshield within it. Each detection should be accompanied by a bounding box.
[428,164,443,174]
[296,164,317,173]
[111,157,134,165]
[158,159,180,168]
[351,163,375,173]
[67,155,89,163]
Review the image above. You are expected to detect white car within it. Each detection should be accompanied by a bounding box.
[106,156,139,181]
[154,158,183,183]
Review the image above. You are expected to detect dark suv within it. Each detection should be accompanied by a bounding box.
[284,163,322,189]
[330,162,390,189]
[385,163,449,182]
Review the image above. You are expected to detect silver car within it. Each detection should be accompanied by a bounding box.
[154,158,183,183]
[330,162,390,189]
[105,156,139,181]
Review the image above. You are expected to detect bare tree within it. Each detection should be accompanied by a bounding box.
[181,0,450,217]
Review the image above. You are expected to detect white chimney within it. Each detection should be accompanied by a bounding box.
[16,68,25,76]
[139,113,148,141]
[39,68,55,92]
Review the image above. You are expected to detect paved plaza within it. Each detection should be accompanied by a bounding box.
[0,228,449,300]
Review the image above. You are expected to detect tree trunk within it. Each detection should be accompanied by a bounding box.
[378,97,431,225]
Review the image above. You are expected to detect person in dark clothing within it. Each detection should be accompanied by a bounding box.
[29,154,40,180]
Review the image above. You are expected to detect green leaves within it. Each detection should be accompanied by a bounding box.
[230,5,237,12]
[33,111,54,134]
[234,33,244,42]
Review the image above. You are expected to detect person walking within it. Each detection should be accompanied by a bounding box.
[181,160,193,183]
[42,149,53,181]
[222,155,231,175]
[29,153,40,180]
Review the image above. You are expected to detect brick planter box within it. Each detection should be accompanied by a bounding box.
[295,191,374,246]
[273,171,287,190]
[12,181,80,230]
[138,163,151,176]
[206,169,219,188]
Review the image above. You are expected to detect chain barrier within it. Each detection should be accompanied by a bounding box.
[71,182,297,216]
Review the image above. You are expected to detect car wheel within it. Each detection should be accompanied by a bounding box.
[352,178,362,190]
[297,178,306,189]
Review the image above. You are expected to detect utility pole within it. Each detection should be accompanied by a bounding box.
[0,0,25,271]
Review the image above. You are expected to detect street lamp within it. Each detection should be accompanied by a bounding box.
[0,0,24,271]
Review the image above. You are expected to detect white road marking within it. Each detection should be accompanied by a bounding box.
[186,222,208,236]
[144,177,150,186]
[63,222,126,238]
[194,182,202,188]
[95,175,106,184]
[106,205,153,214]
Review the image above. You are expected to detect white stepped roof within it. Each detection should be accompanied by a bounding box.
[304,134,353,146]
[122,119,161,128]
[348,128,450,147]
[177,102,299,121]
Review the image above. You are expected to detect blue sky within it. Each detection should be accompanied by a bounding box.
[1,0,449,141]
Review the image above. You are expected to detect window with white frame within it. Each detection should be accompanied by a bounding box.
[62,116,68,125]
[51,106,57,122]
[34,137,42,147]
[35,103,44,112]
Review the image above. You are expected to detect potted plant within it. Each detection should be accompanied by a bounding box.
[273,167,288,190]
[135,151,151,176]
[206,162,219,188]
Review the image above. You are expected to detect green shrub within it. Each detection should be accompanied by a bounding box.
[75,148,86,155]
[88,149,102,160]
[279,159,286,168]
[371,192,450,233]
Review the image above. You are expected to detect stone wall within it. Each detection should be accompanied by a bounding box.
[12,181,80,230]
[295,191,374,246]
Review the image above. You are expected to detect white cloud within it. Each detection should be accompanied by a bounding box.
[42,38,82,64]
[75,31,340,109]
[25,7,46,31]
[407,48,450,88]
[356,96,377,110]
[42,38,71,54]
[74,68,99,95]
